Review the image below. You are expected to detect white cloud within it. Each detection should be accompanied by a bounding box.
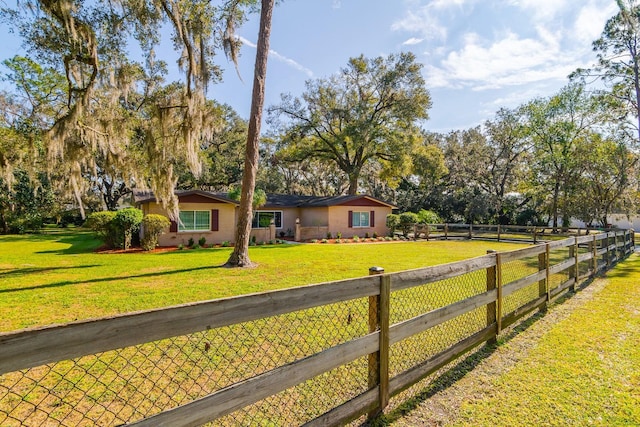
[402,37,424,46]
[391,5,448,41]
[486,86,552,108]
[238,36,314,78]
[425,31,573,89]
[573,1,618,44]
[429,0,469,10]
[508,0,570,21]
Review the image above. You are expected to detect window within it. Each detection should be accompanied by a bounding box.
[179,210,210,232]
[352,211,370,228]
[252,211,282,229]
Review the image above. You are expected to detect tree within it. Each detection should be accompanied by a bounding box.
[394,133,448,213]
[269,52,432,194]
[479,107,530,223]
[177,102,248,191]
[572,0,640,144]
[2,0,257,218]
[522,83,603,231]
[226,0,275,267]
[573,132,638,226]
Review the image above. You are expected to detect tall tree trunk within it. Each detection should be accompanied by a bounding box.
[226,0,274,267]
[551,180,560,232]
[347,172,358,195]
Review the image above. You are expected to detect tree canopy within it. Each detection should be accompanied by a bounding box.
[0,0,257,217]
[268,52,432,195]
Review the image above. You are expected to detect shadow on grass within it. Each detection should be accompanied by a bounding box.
[365,276,604,427]
[365,309,547,426]
[35,234,103,255]
[0,265,100,281]
[156,243,300,255]
[0,264,229,294]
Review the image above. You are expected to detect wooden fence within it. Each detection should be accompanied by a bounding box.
[415,223,621,243]
[0,229,635,426]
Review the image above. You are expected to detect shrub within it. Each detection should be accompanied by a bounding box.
[268,240,275,245]
[352,235,360,242]
[221,241,230,247]
[417,209,441,225]
[141,214,170,251]
[336,232,342,239]
[386,214,400,236]
[335,239,342,244]
[85,211,118,248]
[192,244,201,250]
[321,238,328,243]
[10,213,44,234]
[198,236,206,247]
[327,232,332,239]
[113,208,143,250]
[187,237,195,247]
[178,244,184,250]
[399,212,419,237]
[310,239,318,243]
[372,232,378,238]
[251,235,257,244]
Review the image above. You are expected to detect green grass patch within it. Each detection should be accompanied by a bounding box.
[0,230,526,331]
[452,254,640,426]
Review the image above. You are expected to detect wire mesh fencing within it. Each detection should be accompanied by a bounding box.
[1,296,374,426]
[1,229,634,426]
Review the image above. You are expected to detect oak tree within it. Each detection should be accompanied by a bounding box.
[269,52,431,195]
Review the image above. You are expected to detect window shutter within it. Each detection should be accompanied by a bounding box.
[169,220,178,232]
[211,209,219,231]
[348,210,353,228]
[370,210,375,227]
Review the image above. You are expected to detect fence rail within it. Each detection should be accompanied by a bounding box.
[0,229,635,426]
[416,223,627,243]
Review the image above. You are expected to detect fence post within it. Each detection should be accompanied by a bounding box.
[533,226,537,244]
[591,235,597,276]
[486,250,498,344]
[497,224,501,242]
[425,224,430,241]
[618,231,624,260]
[367,267,390,418]
[538,245,548,312]
[444,224,449,240]
[469,223,473,239]
[568,237,577,292]
[602,233,609,269]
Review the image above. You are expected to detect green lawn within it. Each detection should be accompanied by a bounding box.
[450,254,640,426]
[0,229,525,332]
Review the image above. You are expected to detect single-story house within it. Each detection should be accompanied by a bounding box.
[133,190,396,246]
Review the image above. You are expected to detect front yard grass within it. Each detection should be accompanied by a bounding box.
[453,254,640,426]
[388,253,640,426]
[0,229,525,332]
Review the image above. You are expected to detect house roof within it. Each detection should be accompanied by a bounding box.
[133,189,239,205]
[263,194,396,209]
[133,189,395,209]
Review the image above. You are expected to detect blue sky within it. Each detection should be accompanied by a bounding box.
[0,0,621,133]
